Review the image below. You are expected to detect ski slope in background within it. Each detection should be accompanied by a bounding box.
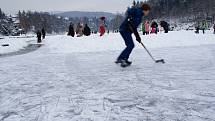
[0,31,215,121]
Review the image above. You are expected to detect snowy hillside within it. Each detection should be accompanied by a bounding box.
[0,31,215,121]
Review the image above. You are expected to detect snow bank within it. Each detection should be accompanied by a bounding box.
[46,31,215,53]
[0,37,32,54]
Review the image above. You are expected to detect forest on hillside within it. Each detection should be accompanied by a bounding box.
[0,8,124,35]
[1,0,215,35]
[146,0,215,22]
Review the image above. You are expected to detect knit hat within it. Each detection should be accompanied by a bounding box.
[141,4,151,11]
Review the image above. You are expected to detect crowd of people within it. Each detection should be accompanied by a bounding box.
[142,20,169,35]
[67,17,107,38]
[68,23,91,37]
[67,19,170,39]
[67,23,92,37]
[142,20,215,35]
[36,20,214,44]
[195,20,215,34]
[36,14,215,45]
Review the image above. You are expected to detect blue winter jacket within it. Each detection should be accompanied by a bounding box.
[120,7,144,33]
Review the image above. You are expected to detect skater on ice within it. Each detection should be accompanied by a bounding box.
[116,4,151,67]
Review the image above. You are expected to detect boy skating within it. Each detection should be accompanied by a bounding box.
[116,4,151,67]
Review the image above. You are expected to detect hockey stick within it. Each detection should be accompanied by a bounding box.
[140,42,165,64]
[127,19,165,64]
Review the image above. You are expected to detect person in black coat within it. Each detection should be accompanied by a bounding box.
[160,21,169,33]
[68,23,75,37]
[41,28,46,39]
[83,24,91,36]
[37,30,42,43]
[195,26,200,34]
[213,24,215,34]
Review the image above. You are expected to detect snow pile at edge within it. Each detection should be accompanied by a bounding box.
[0,37,31,54]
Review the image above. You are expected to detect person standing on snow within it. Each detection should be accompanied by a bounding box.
[213,24,215,34]
[201,20,207,34]
[36,30,42,43]
[115,4,151,67]
[142,22,146,35]
[76,23,84,37]
[99,17,106,36]
[195,26,200,34]
[145,20,150,35]
[68,23,75,37]
[160,21,169,33]
[41,28,46,39]
[151,21,158,34]
[83,24,91,36]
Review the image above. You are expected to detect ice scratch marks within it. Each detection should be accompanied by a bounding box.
[67,97,83,116]
[104,97,138,111]
[0,111,18,121]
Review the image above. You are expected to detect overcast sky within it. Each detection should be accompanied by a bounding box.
[0,0,134,14]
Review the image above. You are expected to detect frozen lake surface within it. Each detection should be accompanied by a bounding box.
[0,31,215,121]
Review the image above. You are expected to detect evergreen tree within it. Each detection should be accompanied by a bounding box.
[0,8,5,19]
[147,0,215,21]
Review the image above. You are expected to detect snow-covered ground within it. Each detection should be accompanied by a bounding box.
[0,36,36,55]
[47,31,215,53]
[0,31,215,121]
